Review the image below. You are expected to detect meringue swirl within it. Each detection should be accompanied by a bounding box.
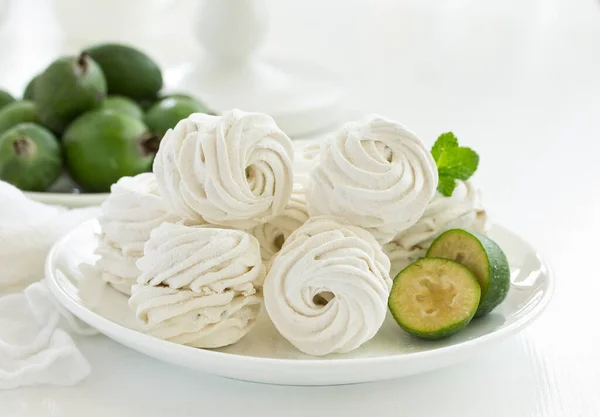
[99,173,181,256]
[95,239,140,295]
[263,216,392,356]
[292,139,321,187]
[251,183,309,261]
[130,222,265,348]
[95,173,181,295]
[384,180,489,276]
[153,110,295,229]
[307,115,438,243]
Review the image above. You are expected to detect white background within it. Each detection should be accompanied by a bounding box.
[1,0,599,415]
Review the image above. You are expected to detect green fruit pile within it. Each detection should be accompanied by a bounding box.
[0,43,210,193]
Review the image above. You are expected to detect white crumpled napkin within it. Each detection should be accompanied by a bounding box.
[0,181,99,389]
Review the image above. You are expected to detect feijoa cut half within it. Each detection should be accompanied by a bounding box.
[426,229,510,317]
[389,258,481,339]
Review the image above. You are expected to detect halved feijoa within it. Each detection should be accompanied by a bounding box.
[389,258,481,340]
[426,229,510,317]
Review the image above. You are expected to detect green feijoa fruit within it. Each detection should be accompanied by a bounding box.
[63,109,157,192]
[388,258,481,340]
[84,43,162,101]
[100,96,144,120]
[426,229,510,317]
[0,101,40,135]
[0,90,15,110]
[0,123,62,191]
[23,74,39,101]
[145,96,209,137]
[34,53,107,134]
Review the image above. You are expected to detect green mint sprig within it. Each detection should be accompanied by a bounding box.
[431,132,479,196]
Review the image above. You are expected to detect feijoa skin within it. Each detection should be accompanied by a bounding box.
[0,101,40,135]
[100,96,144,120]
[63,109,157,192]
[23,75,39,101]
[84,43,163,101]
[34,54,107,134]
[0,123,62,191]
[388,258,481,340]
[427,229,510,317]
[0,90,15,110]
[145,96,209,138]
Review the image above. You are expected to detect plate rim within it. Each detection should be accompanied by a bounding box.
[45,220,555,370]
[25,191,109,207]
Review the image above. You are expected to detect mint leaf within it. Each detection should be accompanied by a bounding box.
[437,174,457,196]
[438,147,479,180]
[431,132,479,196]
[431,132,458,162]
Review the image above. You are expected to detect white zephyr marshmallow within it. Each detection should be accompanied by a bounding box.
[384,179,490,277]
[263,216,392,356]
[129,221,265,348]
[307,115,438,244]
[153,110,295,229]
[96,173,181,295]
[251,183,309,261]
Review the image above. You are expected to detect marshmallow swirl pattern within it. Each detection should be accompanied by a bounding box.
[96,173,181,295]
[153,110,294,229]
[307,115,438,243]
[130,222,265,348]
[263,217,392,356]
[251,183,309,261]
[99,173,181,255]
[292,139,321,187]
[384,180,489,276]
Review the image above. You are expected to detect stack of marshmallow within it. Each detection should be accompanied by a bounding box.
[94,110,488,355]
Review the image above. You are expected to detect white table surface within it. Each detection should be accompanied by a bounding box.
[1,0,599,416]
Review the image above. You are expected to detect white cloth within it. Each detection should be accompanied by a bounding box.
[0,282,95,389]
[0,181,98,389]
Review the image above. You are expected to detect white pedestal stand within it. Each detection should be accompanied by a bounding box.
[167,0,345,137]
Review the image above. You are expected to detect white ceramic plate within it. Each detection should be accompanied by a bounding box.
[24,175,108,207]
[25,191,109,207]
[46,220,554,386]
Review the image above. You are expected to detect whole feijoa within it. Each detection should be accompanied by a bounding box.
[34,53,107,134]
[63,109,157,192]
[84,43,162,101]
[0,90,15,110]
[0,123,62,191]
[145,96,209,137]
[100,96,144,120]
[23,74,40,101]
[0,100,40,135]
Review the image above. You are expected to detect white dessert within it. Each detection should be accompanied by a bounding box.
[307,115,438,243]
[129,222,265,348]
[263,216,392,356]
[251,183,309,261]
[384,180,489,276]
[96,173,180,295]
[153,110,295,229]
[292,138,321,187]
